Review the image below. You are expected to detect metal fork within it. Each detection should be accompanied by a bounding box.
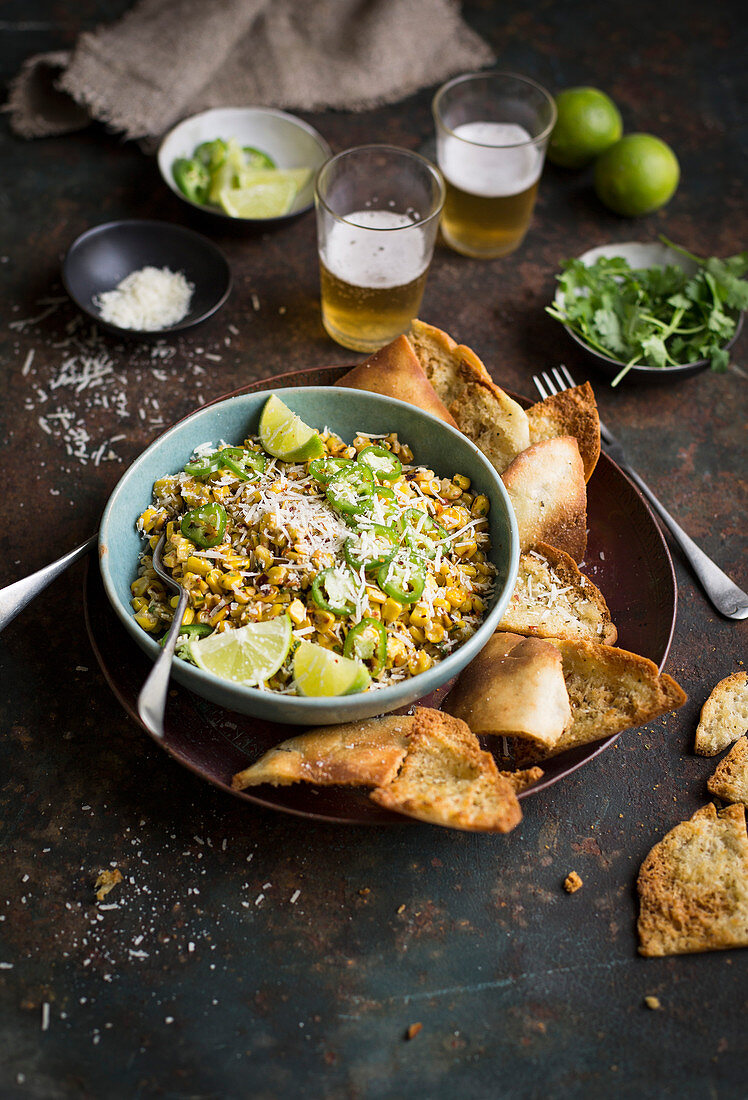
[533,365,748,621]
[136,533,189,739]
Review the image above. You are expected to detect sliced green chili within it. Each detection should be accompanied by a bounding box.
[398,508,451,559]
[357,445,402,481]
[343,618,387,675]
[172,158,210,204]
[218,446,267,481]
[180,502,227,548]
[325,465,375,515]
[309,455,353,486]
[160,622,213,646]
[377,550,426,604]
[311,567,359,616]
[344,524,399,571]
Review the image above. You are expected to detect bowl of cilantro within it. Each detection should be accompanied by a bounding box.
[546,238,746,386]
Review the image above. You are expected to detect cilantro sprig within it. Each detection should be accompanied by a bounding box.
[546,237,748,386]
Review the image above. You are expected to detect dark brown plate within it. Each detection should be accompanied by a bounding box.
[84,364,677,824]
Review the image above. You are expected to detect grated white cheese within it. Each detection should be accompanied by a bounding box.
[95,266,193,331]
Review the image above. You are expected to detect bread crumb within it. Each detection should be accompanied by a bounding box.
[644,995,662,1010]
[563,871,583,893]
[94,868,123,901]
[406,1023,422,1040]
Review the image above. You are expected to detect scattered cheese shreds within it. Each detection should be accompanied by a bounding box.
[95,267,193,331]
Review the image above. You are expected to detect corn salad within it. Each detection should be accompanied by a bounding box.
[132,426,496,692]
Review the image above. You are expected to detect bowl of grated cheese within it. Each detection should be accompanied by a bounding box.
[62,219,232,339]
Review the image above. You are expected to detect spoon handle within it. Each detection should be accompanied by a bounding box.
[0,535,98,633]
[136,587,190,740]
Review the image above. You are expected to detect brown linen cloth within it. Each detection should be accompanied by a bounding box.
[6,0,495,142]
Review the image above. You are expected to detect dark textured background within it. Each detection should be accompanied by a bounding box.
[0,2,746,1097]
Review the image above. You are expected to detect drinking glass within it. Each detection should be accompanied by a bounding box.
[314,145,445,353]
[433,72,556,259]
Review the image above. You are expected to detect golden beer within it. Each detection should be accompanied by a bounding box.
[441,177,540,258]
[319,261,429,352]
[317,208,432,353]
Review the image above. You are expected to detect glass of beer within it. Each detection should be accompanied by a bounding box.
[315,145,445,352]
[433,72,556,259]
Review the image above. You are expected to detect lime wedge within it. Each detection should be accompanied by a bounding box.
[293,640,371,697]
[187,615,292,685]
[219,168,311,219]
[258,394,325,461]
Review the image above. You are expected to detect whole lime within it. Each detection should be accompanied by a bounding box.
[548,87,623,168]
[594,133,680,216]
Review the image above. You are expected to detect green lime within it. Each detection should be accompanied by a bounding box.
[220,168,311,218]
[594,133,680,217]
[258,394,325,462]
[548,87,623,168]
[187,615,292,685]
[293,640,370,697]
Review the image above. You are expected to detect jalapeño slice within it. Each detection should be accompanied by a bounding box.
[309,455,353,486]
[343,524,399,571]
[218,447,267,481]
[325,464,375,515]
[357,445,402,482]
[343,618,387,676]
[398,508,451,559]
[377,550,426,605]
[311,567,359,616]
[180,502,227,548]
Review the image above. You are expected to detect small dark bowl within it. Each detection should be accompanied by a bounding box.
[555,241,744,383]
[62,219,232,339]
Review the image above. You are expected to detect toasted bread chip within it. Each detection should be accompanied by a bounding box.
[637,803,748,957]
[708,736,748,806]
[694,671,748,757]
[335,335,457,427]
[444,633,571,749]
[499,541,617,644]
[513,637,687,764]
[499,766,544,793]
[501,437,587,561]
[409,319,530,473]
[526,382,601,482]
[370,708,522,833]
[231,715,413,790]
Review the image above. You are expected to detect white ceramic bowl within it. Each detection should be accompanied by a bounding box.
[157,106,332,224]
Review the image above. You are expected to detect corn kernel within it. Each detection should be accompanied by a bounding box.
[131,575,150,598]
[471,595,487,613]
[131,596,148,612]
[408,651,432,674]
[181,607,195,626]
[206,569,224,594]
[382,598,403,624]
[186,555,211,576]
[453,474,471,491]
[408,605,429,629]
[409,625,426,645]
[209,606,229,627]
[471,494,489,517]
[267,565,287,585]
[287,599,306,625]
[424,622,445,643]
[134,608,159,632]
[255,546,273,569]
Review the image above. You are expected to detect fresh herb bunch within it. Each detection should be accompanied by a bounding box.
[546,237,748,385]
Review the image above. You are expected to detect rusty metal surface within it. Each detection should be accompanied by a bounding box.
[1,1,746,1097]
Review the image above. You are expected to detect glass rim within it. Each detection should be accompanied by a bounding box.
[314,143,446,230]
[432,70,557,149]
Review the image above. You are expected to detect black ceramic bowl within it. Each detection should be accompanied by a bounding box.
[62,219,232,338]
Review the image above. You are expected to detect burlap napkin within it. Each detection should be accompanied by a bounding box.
[6,0,494,142]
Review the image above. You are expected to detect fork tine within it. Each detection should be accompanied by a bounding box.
[541,370,558,396]
[532,373,550,400]
[551,366,569,392]
[559,364,578,389]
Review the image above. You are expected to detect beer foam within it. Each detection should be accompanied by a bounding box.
[321,209,428,289]
[439,121,542,198]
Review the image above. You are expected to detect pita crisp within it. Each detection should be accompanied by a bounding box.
[501,436,588,562]
[444,632,571,750]
[335,335,457,427]
[694,671,748,756]
[231,715,413,790]
[408,319,530,473]
[637,803,748,957]
[513,637,687,764]
[526,381,601,482]
[707,736,748,807]
[370,708,522,833]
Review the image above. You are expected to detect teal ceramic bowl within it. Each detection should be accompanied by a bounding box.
[99,387,519,725]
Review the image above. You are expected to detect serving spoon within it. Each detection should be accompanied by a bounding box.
[136,533,189,740]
